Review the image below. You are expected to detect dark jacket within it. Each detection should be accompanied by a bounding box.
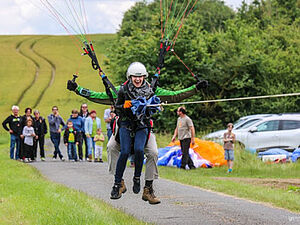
[20,115,35,129]
[63,127,79,144]
[2,115,22,135]
[34,116,48,136]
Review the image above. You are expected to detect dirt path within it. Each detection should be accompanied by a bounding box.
[15,38,40,105]
[214,177,300,190]
[30,139,300,225]
[31,37,56,108]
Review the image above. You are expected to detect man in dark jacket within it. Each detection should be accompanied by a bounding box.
[2,105,22,160]
[33,110,48,161]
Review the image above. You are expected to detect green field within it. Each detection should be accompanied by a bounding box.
[0,34,116,137]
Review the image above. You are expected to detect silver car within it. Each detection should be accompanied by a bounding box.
[235,115,300,151]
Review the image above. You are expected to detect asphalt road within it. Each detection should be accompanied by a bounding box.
[30,139,300,225]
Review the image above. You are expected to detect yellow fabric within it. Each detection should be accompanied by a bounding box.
[68,131,75,143]
[168,138,227,166]
[123,100,132,108]
[95,133,105,147]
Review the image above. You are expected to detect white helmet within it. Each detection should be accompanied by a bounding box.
[126,62,148,79]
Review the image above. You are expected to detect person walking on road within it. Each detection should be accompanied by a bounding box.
[2,105,22,160]
[64,121,79,161]
[67,109,84,161]
[22,119,36,162]
[84,110,101,162]
[172,106,196,170]
[48,106,65,161]
[223,123,235,173]
[33,110,47,161]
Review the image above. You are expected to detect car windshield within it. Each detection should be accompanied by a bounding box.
[236,119,262,130]
[234,118,248,128]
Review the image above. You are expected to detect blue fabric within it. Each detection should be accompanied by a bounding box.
[291,148,300,163]
[258,148,292,157]
[115,122,148,183]
[157,146,213,168]
[50,132,63,159]
[67,142,77,160]
[107,129,112,140]
[131,96,161,117]
[87,136,95,155]
[10,134,20,159]
[67,115,84,132]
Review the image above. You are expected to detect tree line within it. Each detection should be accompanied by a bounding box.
[106,0,300,132]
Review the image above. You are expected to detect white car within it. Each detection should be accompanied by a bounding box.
[235,115,300,152]
[204,114,274,142]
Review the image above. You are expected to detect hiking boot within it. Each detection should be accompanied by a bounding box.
[120,179,127,194]
[88,154,92,162]
[99,159,103,163]
[142,185,161,204]
[110,183,122,199]
[132,177,140,194]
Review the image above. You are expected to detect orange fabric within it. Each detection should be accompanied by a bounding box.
[123,100,132,108]
[168,138,226,166]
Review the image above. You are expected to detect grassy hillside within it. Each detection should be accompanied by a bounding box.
[0,34,116,136]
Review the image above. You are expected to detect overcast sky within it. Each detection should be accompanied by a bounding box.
[0,0,251,35]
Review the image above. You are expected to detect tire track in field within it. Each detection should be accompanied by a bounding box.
[15,38,40,106]
[30,37,56,108]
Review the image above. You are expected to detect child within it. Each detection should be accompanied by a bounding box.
[223,123,235,173]
[22,119,36,162]
[93,128,105,162]
[64,121,79,161]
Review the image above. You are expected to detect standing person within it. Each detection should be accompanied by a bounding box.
[33,110,47,161]
[223,123,235,173]
[104,105,114,140]
[79,103,89,160]
[84,110,101,162]
[172,106,196,170]
[48,106,65,161]
[20,108,34,160]
[67,109,84,161]
[111,62,160,202]
[94,128,105,162]
[22,119,36,162]
[2,105,22,160]
[64,121,79,161]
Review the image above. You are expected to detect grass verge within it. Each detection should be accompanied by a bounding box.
[156,133,300,213]
[0,137,144,225]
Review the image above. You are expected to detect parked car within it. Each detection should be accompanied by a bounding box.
[235,115,300,152]
[204,114,274,142]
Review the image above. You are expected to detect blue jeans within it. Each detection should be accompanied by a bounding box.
[67,143,77,160]
[87,136,95,156]
[107,129,112,141]
[10,134,20,159]
[115,123,148,183]
[50,132,63,159]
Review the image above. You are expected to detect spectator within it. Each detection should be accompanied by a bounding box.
[79,103,89,160]
[48,106,65,161]
[64,121,79,161]
[172,106,196,170]
[22,119,36,162]
[33,110,47,161]
[2,105,22,160]
[223,123,235,173]
[67,109,84,161]
[104,105,114,140]
[20,108,34,160]
[93,128,105,163]
[84,110,101,162]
